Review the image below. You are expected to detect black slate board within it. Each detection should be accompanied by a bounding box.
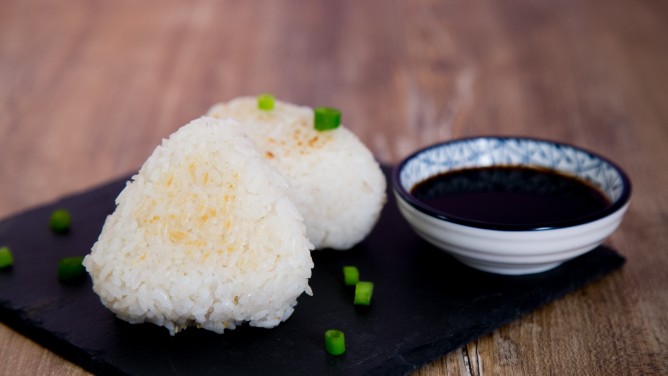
[0,167,625,376]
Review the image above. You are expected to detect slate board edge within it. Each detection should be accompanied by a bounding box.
[0,174,131,376]
[0,174,131,225]
[0,300,121,375]
[368,250,626,375]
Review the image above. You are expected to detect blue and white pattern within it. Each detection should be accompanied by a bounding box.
[399,137,627,202]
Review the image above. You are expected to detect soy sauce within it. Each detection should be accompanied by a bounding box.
[410,166,611,226]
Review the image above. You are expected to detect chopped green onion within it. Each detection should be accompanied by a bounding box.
[343,266,359,286]
[49,209,71,234]
[58,256,85,281]
[324,329,345,355]
[257,93,275,111]
[0,246,13,269]
[314,107,341,131]
[354,281,374,306]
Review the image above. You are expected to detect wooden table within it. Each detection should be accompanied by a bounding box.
[1,0,667,374]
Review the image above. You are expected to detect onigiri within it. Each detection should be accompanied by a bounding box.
[208,96,387,250]
[83,117,314,335]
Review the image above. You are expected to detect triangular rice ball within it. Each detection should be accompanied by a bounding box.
[83,117,314,335]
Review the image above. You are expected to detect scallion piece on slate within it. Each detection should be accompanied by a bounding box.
[324,329,346,355]
[343,266,359,286]
[354,281,374,306]
[58,256,85,281]
[0,246,13,269]
[49,209,71,233]
[257,93,275,111]
[314,107,341,131]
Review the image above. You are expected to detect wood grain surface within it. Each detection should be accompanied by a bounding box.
[1,0,667,375]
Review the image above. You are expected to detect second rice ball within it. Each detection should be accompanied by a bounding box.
[208,97,387,250]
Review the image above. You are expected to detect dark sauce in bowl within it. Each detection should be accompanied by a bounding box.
[410,166,611,226]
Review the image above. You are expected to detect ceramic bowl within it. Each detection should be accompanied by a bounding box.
[393,137,632,275]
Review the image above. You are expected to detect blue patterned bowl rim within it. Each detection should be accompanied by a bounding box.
[392,136,632,231]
